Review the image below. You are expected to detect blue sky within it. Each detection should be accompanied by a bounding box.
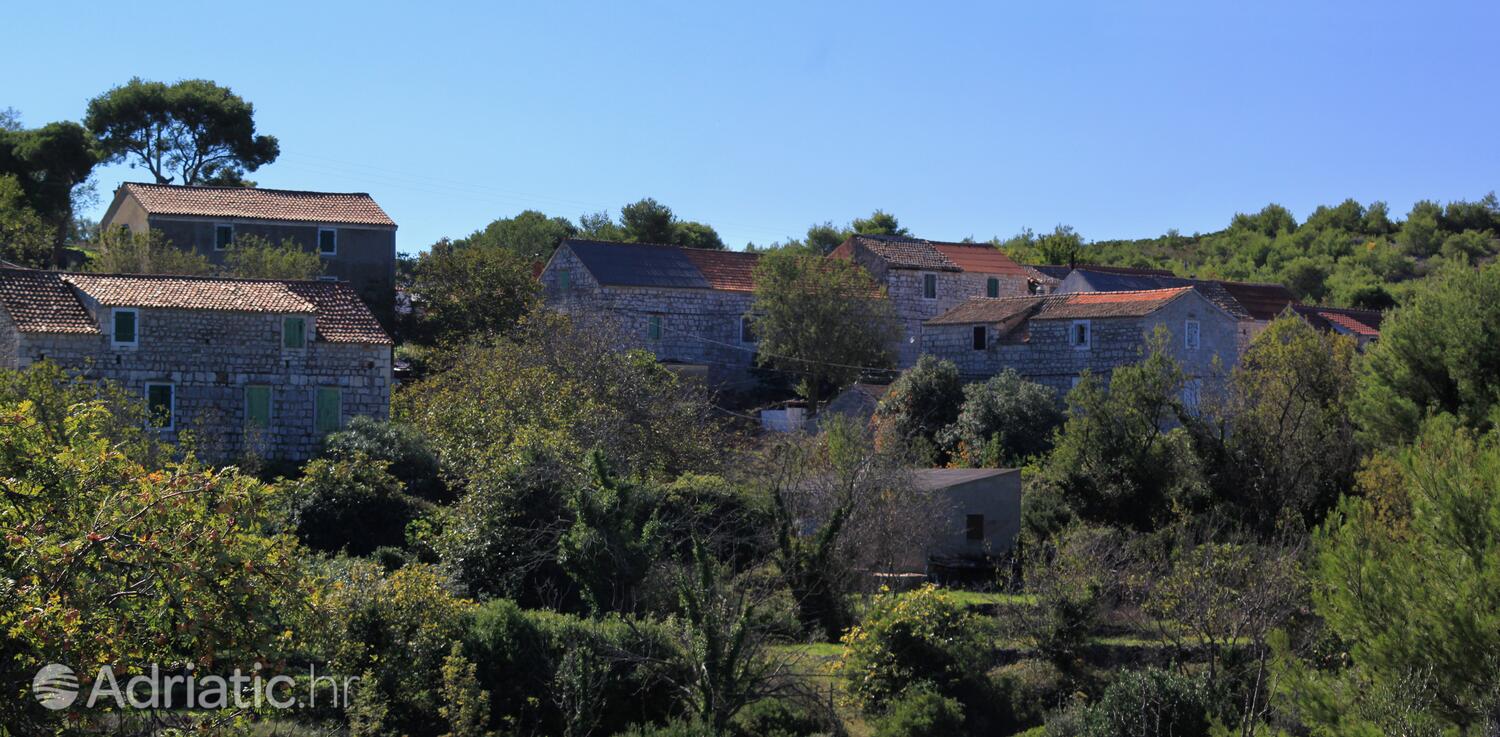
[7,1,1498,255]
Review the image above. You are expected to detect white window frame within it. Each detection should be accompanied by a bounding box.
[1184,319,1201,351]
[111,307,139,348]
[213,223,234,251]
[1070,320,1091,350]
[922,273,938,300]
[317,227,338,256]
[740,315,757,344]
[144,382,175,431]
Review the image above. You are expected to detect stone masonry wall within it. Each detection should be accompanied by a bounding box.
[919,293,1240,397]
[541,246,759,387]
[10,304,390,461]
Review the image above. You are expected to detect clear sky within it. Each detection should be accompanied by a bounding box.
[7,1,1499,255]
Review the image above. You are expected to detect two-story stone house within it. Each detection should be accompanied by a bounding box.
[100,183,398,320]
[1053,267,1296,351]
[0,267,392,460]
[539,239,761,386]
[920,286,1240,401]
[829,234,1032,368]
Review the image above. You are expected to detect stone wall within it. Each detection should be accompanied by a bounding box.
[919,292,1240,397]
[6,303,390,461]
[540,246,759,387]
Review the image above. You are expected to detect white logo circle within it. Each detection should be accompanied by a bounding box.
[32,663,78,710]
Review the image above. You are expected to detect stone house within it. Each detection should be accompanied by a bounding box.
[101,183,398,320]
[538,239,761,386]
[890,468,1021,575]
[829,234,1033,368]
[920,286,1240,399]
[1288,303,1384,348]
[1054,267,1296,351]
[0,267,392,461]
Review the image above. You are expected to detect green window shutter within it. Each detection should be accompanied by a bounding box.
[114,310,137,343]
[558,269,571,289]
[648,315,662,341]
[145,384,173,429]
[986,277,999,298]
[283,317,306,349]
[245,386,271,429]
[315,387,342,434]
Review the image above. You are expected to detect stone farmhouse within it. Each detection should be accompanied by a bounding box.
[1288,304,1384,349]
[101,183,398,319]
[539,239,761,386]
[829,234,1034,368]
[1054,267,1297,351]
[0,268,392,461]
[920,286,1240,400]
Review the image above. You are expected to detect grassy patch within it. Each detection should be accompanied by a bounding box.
[938,589,1037,607]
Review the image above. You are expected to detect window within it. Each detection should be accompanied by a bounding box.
[317,228,337,256]
[315,387,342,434]
[1182,378,1203,412]
[1184,320,1201,350]
[145,383,174,430]
[1070,320,1091,349]
[986,277,1000,298]
[922,273,938,300]
[245,385,271,430]
[557,269,571,290]
[214,224,234,250]
[647,315,663,341]
[112,308,138,347]
[972,325,987,351]
[740,315,757,344]
[965,514,985,542]
[283,317,307,349]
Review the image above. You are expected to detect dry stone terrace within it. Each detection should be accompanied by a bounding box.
[0,268,392,461]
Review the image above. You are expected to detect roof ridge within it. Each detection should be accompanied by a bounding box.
[1064,286,1193,298]
[58,269,349,286]
[563,237,758,254]
[123,182,375,198]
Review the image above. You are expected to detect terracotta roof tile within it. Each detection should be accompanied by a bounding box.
[0,270,391,344]
[845,234,961,271]
[0,269,97,334]
[932,244,1027,276]
[121,182,396,227]
[681,248,759,291]
[1290,304,1383,338]
[927,287,1195,325]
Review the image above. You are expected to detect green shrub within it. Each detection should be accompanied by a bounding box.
[324,417,450,502]
[992,660,1068,730]
[873,687,966,737]
[1082,668,1212,737]
[617,719,717,737]
[731,698,831,737]
[938,369,1064,467]
[290,454,422,555]
[837,584,990,712]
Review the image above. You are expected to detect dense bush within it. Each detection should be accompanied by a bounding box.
[874,355,965,462]
[731,698,833,737]
[1078,668,1212,737]
[874,687,967,737]
[939,368,1064,467]
[290,454,422,555]
[324,416,449,502]
[837,584,991,712]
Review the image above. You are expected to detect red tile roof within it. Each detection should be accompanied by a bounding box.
[932,244,1027,276]
[0,268,97,334]
[927,287,1195,325]
[681,248,759,292]
[1291,304,1383,338]
[120,182,396,227]
[0,269,391,344]
[839,234,961,271]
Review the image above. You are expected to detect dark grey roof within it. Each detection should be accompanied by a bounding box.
[564,239,711,289]
[911,468,1018,491]
[1060,269,1255,321]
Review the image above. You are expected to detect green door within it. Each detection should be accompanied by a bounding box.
[315,387,342,434]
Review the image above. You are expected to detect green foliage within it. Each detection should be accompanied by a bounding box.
[0,364,306,733]
[0,118,96,259]
[557,452,664,613]
[731,698,832,737]
[290,454,422,555]
[440,642,495,737]
[653,473,774,571]
[579,197,726,249]
[874,355,965,462]
[874,687,967,737]
[453,209,578,261]
[1041,329,1203,531]
[837,584,990,712]
[0,174,55,267]
[324,416,449,502]
[1076,668,1213,737]
[1016,525,1126,669]
[314,562,474,737]
[86,225,214,275]
[939,368,1065,467]
[86,77,279,185]
[852,209,910,237]
[408,237,540,344]
[220,233,324,279]
[1191,317,1360,533]
[1286,417,1500,733]
[751,248,898,408]
[1355,262,1500,447]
